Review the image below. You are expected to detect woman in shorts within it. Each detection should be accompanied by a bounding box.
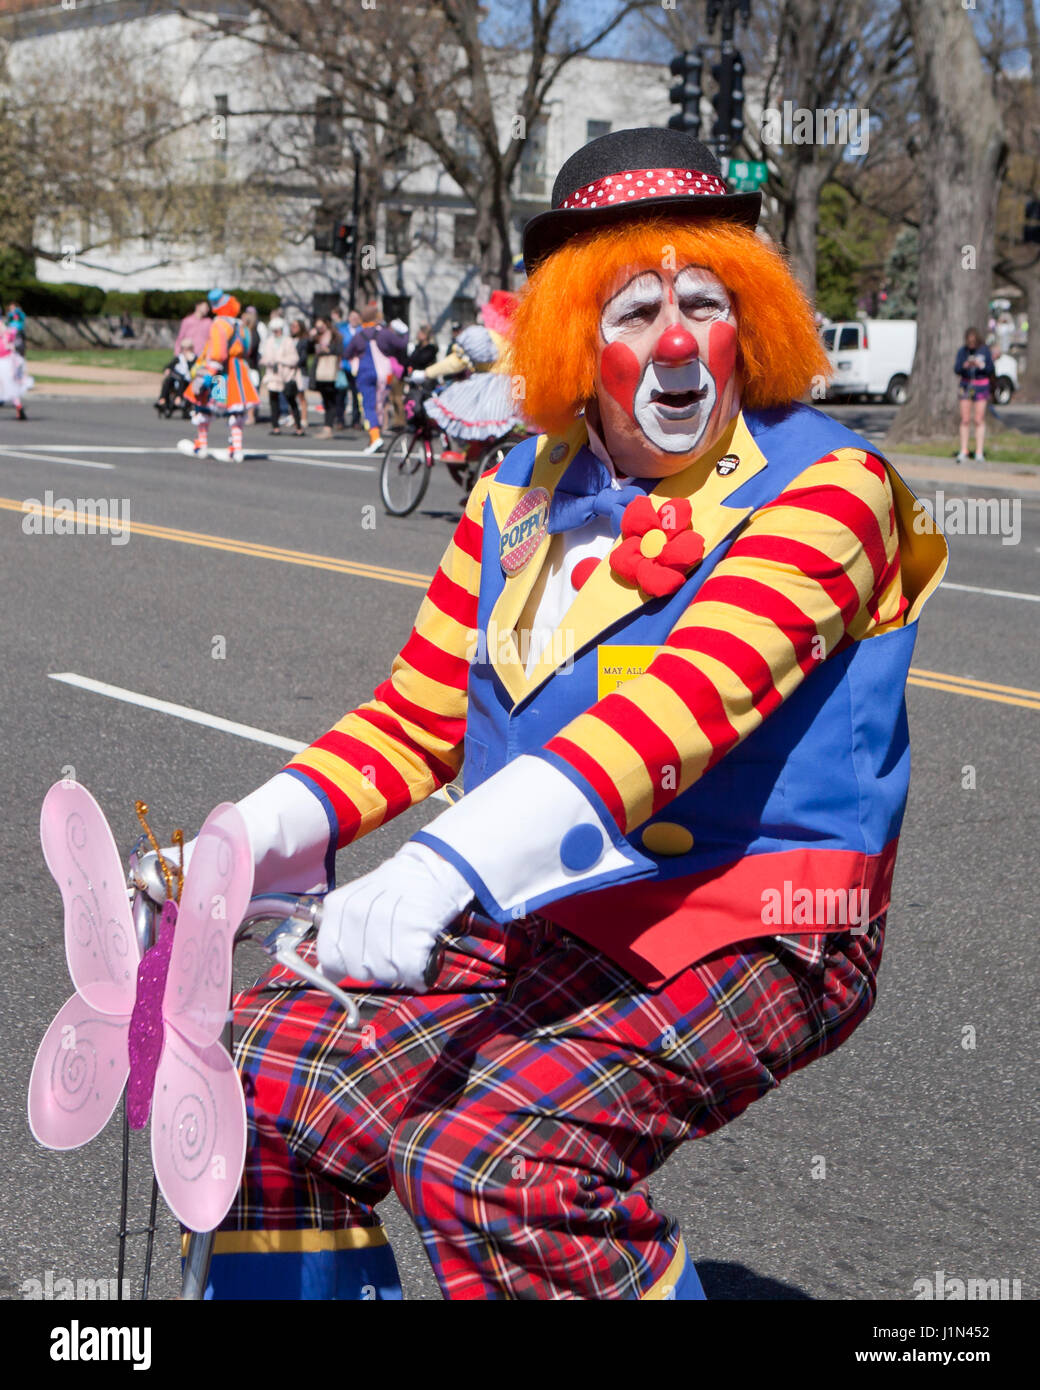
[954,327,994,463]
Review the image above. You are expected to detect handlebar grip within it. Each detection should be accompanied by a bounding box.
[424,938,447,988]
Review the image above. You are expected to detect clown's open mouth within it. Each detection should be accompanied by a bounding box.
[650,387,708,413]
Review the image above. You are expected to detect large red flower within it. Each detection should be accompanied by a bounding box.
[609,495,705,597]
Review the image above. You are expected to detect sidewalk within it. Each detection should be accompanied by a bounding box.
[887,452,1040,493]
[26,362,162,400]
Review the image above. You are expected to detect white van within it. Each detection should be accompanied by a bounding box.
[822,319,1018,405]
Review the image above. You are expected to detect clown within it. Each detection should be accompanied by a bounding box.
[178,290,259,462]
[342,303,408,455]
[169,129,947,1301]
[419,290,526,466]
[0,319,32,420]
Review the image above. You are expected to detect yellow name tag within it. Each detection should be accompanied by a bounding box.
[597,644,658,699]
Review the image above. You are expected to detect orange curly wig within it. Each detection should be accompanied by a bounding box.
[510,218,829,436]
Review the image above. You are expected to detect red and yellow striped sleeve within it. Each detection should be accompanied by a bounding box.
[283,474,489,846]
[545,448,906,833]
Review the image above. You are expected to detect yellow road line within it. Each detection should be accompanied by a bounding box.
[0,496,433,589]
[906,676,1040,712]
[5,496,1039,710]
[909,666,1040,700]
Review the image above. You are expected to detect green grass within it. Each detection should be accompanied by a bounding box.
[892,431,1040,466]
[27,348,169,372]
[25,374,102,386]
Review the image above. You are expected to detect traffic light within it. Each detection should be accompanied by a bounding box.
[1024,198,1040,245]
[729,51,745,147]
[711,50,745,154]
[333,221,356,260]
[668,50,703,135]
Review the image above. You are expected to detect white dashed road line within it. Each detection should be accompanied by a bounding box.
[49,673,307,752]
[48,672,451,798]
[940,581,1040,604]
[0,446,115,471]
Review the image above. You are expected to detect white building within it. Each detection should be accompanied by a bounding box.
[2,0,673,335]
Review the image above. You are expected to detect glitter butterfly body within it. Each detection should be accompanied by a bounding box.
[27,781,253,1232]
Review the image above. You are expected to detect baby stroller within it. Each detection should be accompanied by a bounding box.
[155,350,196,419]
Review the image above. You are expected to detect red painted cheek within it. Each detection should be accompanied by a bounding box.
[707,320,738,388]
[600,341,641,416]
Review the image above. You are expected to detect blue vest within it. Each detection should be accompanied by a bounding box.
[462,405,943,983]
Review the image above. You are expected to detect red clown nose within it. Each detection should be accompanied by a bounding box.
[652,324,699,365]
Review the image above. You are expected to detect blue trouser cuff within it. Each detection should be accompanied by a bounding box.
[190,1240,403,1300]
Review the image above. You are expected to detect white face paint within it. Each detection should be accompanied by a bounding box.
[598,265,737,456]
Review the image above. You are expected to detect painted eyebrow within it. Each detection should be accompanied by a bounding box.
[674,264,728,296]
[601,271,664,318]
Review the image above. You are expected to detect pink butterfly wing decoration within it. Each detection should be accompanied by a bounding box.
[150,802,252,1231]
[28,780,139,1149]
[28,785,254,1233]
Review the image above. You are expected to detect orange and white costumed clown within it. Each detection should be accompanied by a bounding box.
[173,129,947,1301]
[178,290,259,462]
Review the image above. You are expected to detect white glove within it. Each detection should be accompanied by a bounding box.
[316,841,474,992]
[409,370,427,383]
[162,772,333,898]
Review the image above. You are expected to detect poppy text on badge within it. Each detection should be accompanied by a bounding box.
[500,487,551,574]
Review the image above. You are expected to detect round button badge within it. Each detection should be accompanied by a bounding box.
[500,487,551,575]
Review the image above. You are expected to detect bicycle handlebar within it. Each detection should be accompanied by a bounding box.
[128,853,361,1028]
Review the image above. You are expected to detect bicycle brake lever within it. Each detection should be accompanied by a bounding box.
[260,910,361,1029]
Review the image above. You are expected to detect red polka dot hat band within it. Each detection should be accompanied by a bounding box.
[560,169,729,209]
[522,126,761,272]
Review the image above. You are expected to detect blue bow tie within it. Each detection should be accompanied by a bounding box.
[547,450,653,536]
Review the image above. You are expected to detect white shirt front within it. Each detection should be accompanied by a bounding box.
[520,423,630,676]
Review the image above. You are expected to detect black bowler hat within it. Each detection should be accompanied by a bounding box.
[522,127,761,273]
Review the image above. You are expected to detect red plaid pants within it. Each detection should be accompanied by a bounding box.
[224,911,884,1299]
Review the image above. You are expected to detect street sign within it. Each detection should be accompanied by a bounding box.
[720,157,767,192]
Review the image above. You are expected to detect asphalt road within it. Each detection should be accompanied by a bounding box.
[1,398,1036,1303]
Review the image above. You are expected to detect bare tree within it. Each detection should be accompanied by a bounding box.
[182,0,656,288]
[993,0,1040,401]
[887,1,1006,443]
[642,0,914,298]
[747,0,912,295]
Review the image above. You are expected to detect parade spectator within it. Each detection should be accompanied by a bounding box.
[954,326,994,463]
[174,299,213,358]
[330,306,349,431]
[290,317,310,430]
[386,317,410,427]
[240,306,262,423]
[260,316,304,435]
[154,344,196,415]
[406,322,439,374]
[240,307,261,371]
[310,315,344,439]
[343,308,363,427]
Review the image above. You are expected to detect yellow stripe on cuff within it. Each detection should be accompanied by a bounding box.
[180,1227,389,1257]
[641,1237,688,1300]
